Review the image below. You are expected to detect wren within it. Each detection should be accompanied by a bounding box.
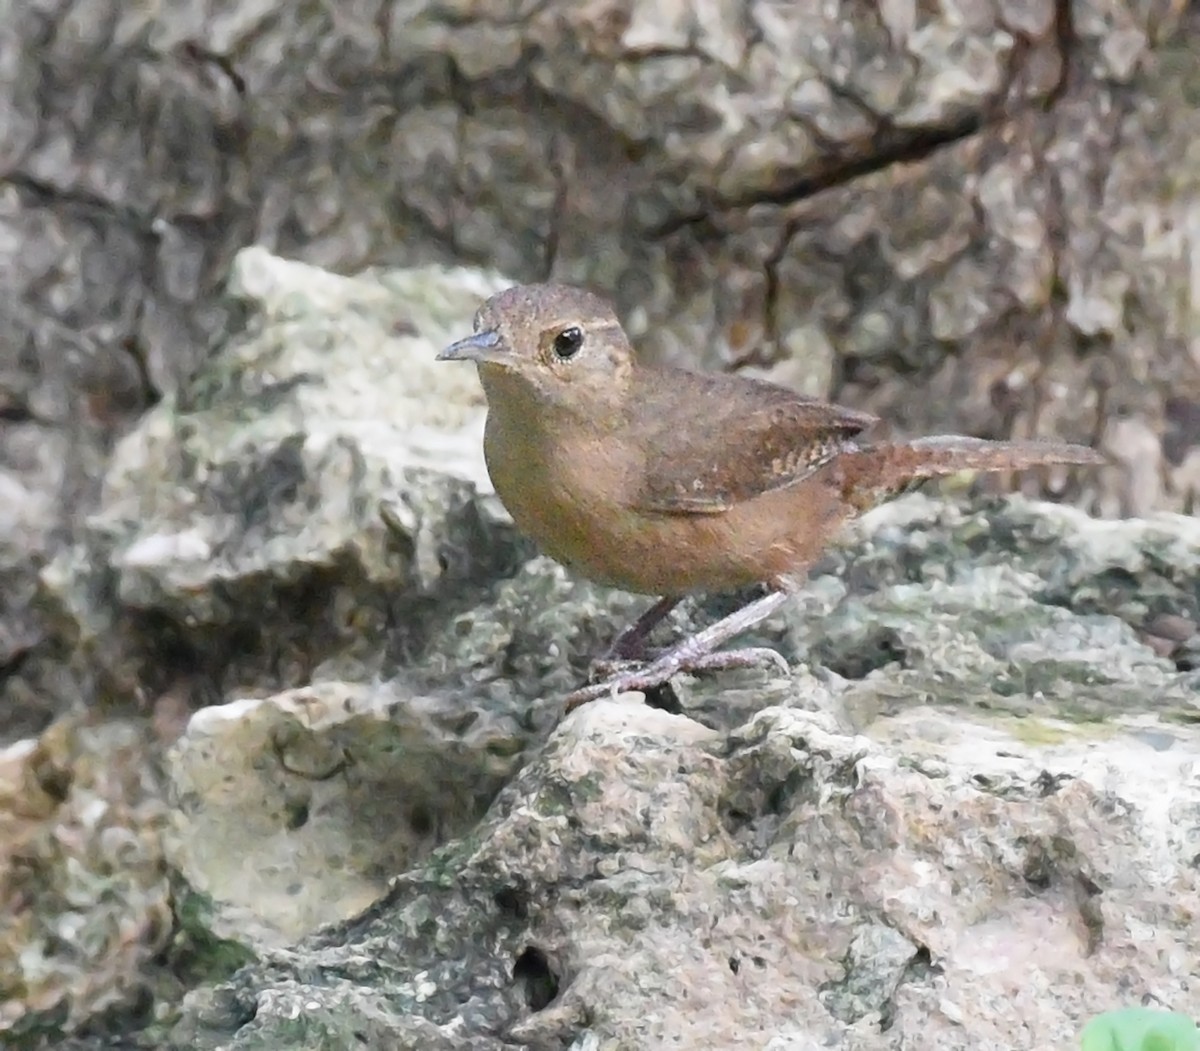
[439,284,1104,711]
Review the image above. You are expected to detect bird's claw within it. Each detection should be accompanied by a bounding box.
[683,647,791,676]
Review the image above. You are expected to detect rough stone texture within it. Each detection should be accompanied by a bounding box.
[2,252,539,1045]
[31,250,530,727]
[168,678,526,947]
[1,250,1197,1046]
[4,0,1200,746]
[161,688,1200,1050]
[0,716,175,1043]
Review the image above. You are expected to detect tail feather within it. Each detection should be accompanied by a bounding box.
[832,436,1105,514]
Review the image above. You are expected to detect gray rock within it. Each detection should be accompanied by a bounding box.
[0,716,178,1041]
[166,677,526,948]
[37,250,529,720]
[162,685,1200,1049]
[144,254,1200,1042]
[5,249,1198,1047]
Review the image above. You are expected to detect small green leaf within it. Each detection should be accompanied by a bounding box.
[1081,1007,1199,1051]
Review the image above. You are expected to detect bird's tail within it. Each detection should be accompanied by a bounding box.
[829,436,1105,514]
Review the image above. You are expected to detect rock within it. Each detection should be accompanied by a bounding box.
[166,678,526,947]
[154,448,1200,1046]
[37,250,530,721]
[10,249,1197,1046]
[2,250,545,1043]
[0,716,175,1042]
[163,685,1200,1049]
[780,495,1200,730]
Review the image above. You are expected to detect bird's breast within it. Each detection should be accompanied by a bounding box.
[480,403,849,596]
[482,409,626,569]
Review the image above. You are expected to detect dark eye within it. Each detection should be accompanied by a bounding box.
[552,327,584,360]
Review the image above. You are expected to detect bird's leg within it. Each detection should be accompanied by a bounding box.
[589,596,683,679]
[600,595,682,662]
[564,589,792,712]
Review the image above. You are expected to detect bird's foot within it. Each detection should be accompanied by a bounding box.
[686,647,790,676]
[564,645,790,714]
[564,589,793,714]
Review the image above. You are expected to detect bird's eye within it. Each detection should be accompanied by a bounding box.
[552,327,584,360]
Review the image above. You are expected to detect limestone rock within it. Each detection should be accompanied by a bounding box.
[37,250,528,719]
[167,678,525,947]
[4,235,1197,1047]
[164,689,1200,1049]
[0,717,175,1042]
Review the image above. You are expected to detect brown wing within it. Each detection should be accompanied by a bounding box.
[628,367,878,514]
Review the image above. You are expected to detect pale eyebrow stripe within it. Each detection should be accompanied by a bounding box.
[541,321,624,337]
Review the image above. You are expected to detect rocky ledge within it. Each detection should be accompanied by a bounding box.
[3,251,1197,1049]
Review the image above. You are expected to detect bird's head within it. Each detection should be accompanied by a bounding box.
[438,284,636,416]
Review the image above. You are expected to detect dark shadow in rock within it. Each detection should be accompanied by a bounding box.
[812,627,909,681]
[643,682,682,714]
[513,946,559,1011]
[493,885,530,921]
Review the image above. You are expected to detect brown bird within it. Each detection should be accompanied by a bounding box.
[438,284,1104,711]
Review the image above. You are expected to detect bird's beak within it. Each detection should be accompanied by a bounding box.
[437,329,504,363]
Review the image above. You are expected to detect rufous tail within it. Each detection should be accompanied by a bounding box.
[831,436,1105,515]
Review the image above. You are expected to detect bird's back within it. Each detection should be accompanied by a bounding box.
[478,355,1101,597]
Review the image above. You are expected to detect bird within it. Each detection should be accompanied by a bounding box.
[437,283,1105,711]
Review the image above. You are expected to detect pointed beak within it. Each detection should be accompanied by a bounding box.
[437,329,504,363]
